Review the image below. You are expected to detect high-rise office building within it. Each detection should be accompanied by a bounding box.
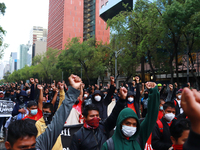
[28,26,47,65]
[47,0,110,50]
[19,44,29,69]
[9,52,17,73]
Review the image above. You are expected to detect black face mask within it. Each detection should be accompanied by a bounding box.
[24,148,36,150]
[144,94,148,99]
[19,96,24,103]
[43,112,53,125]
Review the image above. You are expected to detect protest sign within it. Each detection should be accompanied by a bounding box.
[0,100,14,117]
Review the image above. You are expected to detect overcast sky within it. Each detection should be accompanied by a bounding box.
[0,0,49,62]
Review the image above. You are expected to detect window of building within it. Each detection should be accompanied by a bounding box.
[71,0,72,4]
[78,18,80,22]
[73,23,74,26]
[73,17,74,21]
[79,1,81,6]
[69,33,71,37]
[70,11,71,15]
[75,6,77,10]
[76,23,78,27]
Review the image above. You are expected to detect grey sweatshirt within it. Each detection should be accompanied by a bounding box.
[35,86,80,150]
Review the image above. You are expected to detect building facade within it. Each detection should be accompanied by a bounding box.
[9,52,17,73]
[47,0,110,50]
[19,44,29,69]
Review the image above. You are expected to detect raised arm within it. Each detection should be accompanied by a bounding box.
[36,74,82,150]
[57,83,65,110]
[140,82,160,148]
[37,85,43,111]
[104,87,127,133]
[51,85,58,106]
[134,76,141,118]
[104,76,116,106]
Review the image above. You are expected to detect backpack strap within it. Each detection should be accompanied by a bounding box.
[106,137,115,150]
[174,100,177,106]
[156,120,163,134]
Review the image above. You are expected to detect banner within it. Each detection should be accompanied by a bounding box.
[61,124,83,150]
[0,100,14,117]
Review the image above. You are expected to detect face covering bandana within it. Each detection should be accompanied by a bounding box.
[84,94,88,98]
[164,112,175,122]
[30,109,38,115]
[19,96,24,103]
[144,94,148,99]
[84,117,100,129]
[127,97,134,102]
[122,125,137,137]
[43,112,53,125]
[160,106,163,111]
[178,95,181,100]
[94,95,101,102]
[24,148,36,150]
[173,144,183,150]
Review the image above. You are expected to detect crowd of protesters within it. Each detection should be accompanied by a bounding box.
[0,74,199,150]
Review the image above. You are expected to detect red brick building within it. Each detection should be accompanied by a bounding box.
[47,0,110,50]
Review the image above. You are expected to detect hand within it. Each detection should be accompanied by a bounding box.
[163,84,166,87]
[107,84,110,89]
[119,87,128,100]
[30,78,34,84]
[142,83,144,87]
[35,79,38,83]
[59,83,64,90]
[169,84,173,91]
[174,82,178,88]
[181,88,200,134]
[37,84,43,90]
[92,85,95,89]
[114,83,116,88]
[18,108,26,114]
[95,84,99,89]
[126,84,128,87]
[145,82,156,89]
[81,83,85,89]
[187,82,190,88]
[135,76,139,83]
[68,74,82,90]
[110,76,114,85]
[51,85,57,92]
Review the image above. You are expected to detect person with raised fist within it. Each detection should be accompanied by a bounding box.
[5,74,82,150]
[102,82,160,150]
[70,86,127,150]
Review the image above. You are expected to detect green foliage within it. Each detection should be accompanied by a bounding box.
[0,2,7,59]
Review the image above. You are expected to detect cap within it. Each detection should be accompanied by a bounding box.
[176,89,183,94]
[157,83,162,87]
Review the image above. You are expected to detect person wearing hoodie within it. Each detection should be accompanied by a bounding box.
[126,76,140,119]
[12,90,29,118]
[101,82,160,150]
[91,76,115,121]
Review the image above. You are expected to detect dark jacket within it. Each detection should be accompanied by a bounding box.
[183,129,200,150]
[92,85,115,121]
[12,91,28,117]
[151,118,172,150]
[102,86,160,150]
[70,97,126,150]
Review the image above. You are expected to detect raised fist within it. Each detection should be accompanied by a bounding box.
[30,78,34,84]
[119,87,128,100]
[37,85,43,90]
[169,84,173,91]
[68,74,82,90]
[110,76,114,85]
[35,79,38,83]
[135,76,139,83]
[145,82,156,89]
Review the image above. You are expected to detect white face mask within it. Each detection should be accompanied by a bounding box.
[121,125,137,137]
[177,95,181,100]
[164,112,175,122]
[94,95,101,102]
[127,97,134,102]
[84,94,88,98]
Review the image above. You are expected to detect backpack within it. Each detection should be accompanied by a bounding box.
[156,120,163,134]
[106,137,115,150]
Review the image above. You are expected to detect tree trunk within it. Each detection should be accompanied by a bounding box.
[175,45,179,87]
[141,56,145,82]
[147,50,156,81]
